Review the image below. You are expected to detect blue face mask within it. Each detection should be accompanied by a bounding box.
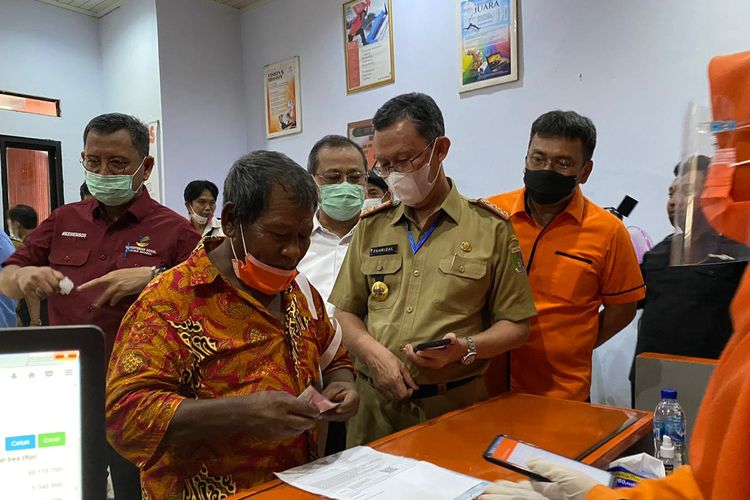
[319,183,365,221]
[85,158,145,206]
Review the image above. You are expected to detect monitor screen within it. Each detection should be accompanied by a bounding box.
[0,350,83,499]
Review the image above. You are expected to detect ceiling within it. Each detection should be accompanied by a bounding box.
[34,0,268,18]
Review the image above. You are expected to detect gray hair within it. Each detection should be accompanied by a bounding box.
[223,150,318,223]
[83,113,150,158]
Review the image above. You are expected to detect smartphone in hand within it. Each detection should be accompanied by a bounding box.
[483,435,614,486]
[413,339,452,352]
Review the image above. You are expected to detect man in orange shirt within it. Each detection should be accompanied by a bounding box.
[488,111,645,401]
[480,50,750,500]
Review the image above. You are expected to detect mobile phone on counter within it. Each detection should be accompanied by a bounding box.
[413,339,451,352]
[483,435,614,486]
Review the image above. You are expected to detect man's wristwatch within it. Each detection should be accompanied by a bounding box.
[460,336,477,365]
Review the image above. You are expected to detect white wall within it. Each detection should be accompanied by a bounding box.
[155,0,249,211]
[242,0,750,243]
[100,0,162,124]
[0,0,104,207]
[241,0,750,406]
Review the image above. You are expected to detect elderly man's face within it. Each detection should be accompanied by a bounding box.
[239,185,314,270]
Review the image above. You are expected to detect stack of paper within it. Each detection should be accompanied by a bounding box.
[275,446,489,500]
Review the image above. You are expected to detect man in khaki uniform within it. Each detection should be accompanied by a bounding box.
[330,92,537,446]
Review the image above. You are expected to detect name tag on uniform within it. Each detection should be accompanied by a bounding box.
[370,244,398,257]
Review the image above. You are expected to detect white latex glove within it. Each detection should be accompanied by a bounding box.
[527,458,601,500]
[479,459,600,500]
[480,480,547,499]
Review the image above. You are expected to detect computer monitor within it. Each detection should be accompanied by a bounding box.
[0,326,106,499]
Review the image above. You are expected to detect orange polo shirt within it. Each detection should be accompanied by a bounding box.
[488,187,645,401]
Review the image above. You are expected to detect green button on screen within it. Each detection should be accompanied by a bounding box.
[38,432,66,448]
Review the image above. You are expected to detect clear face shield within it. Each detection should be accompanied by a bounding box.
[670,99,750,266]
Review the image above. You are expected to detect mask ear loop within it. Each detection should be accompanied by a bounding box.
[229,223,246,261]
[130,157,147,193]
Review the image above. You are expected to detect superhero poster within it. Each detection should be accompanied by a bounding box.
[458,0,518,93]
[343,0,395,93]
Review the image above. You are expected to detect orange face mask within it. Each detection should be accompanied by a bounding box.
[230,225,298,295]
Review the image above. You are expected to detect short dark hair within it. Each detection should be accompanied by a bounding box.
[80,182,91,200]
[366,171,388,193]
[307,135,367,175]
[373,92,445,142]
[529,110,597,163]
[674,155,710,177]
[224,150,318,223]
[83,113,150,158]
[184,180,219,204]
[7,204,38,229]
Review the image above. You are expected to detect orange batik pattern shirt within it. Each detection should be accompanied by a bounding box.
[106,239,353,500]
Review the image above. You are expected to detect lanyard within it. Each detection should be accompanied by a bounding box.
[407,216,442,254]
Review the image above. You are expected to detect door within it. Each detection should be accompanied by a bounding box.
[0,136,63,229]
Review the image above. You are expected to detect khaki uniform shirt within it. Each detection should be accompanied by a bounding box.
[329,181,537,384]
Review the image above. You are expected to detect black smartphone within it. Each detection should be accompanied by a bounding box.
[483,435,614,486]
[413,339,451,352]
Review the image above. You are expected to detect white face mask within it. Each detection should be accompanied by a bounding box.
[361,197,384,212]
[189,210,209,225]
[384,142,439,206]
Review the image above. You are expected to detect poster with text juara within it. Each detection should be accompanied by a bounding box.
[458,0,518,93]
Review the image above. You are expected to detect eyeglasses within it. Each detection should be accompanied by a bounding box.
[526,154,577,172]
[80,157,135,175]
[315,171,366,184]
[373,138,437,177]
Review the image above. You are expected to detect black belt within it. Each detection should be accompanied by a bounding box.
[359,372,479,399]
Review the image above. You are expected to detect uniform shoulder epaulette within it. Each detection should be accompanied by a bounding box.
[469,198,510,220]
[360,199,398,218]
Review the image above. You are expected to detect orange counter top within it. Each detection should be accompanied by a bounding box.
[228,392,652,499]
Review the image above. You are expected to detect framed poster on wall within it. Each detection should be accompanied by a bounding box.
[343,0,395,94]
[347,119,376,168]
[457,0,518,93]
[264,56,302,139]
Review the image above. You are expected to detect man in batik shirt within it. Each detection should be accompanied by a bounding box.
[106,151,359,499]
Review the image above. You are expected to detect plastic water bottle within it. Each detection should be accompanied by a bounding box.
[653,388,687,466]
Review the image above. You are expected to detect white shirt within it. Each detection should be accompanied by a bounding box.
[202,217,224,237]
[298,213,357,319]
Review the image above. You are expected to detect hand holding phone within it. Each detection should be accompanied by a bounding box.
[413,339,452,352]
[483,435,613,487]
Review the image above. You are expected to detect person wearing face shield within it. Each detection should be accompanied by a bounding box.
[487,111,645,403]
[480,49,750,500]
[106,151,358,498]
[329,92,537,447]
[0,113,200,499]
[184,179,224,237]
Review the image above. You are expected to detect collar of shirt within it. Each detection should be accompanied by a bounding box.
[313,211,357,242]
[202,217,223,237]
[390,178,463,226]
[89,189,153,223]
[511,186,586,226]
[185,237,316,323]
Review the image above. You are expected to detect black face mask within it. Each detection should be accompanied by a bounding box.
[523,169,578,205]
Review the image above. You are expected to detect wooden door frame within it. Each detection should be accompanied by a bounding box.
[0,135,64,230]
